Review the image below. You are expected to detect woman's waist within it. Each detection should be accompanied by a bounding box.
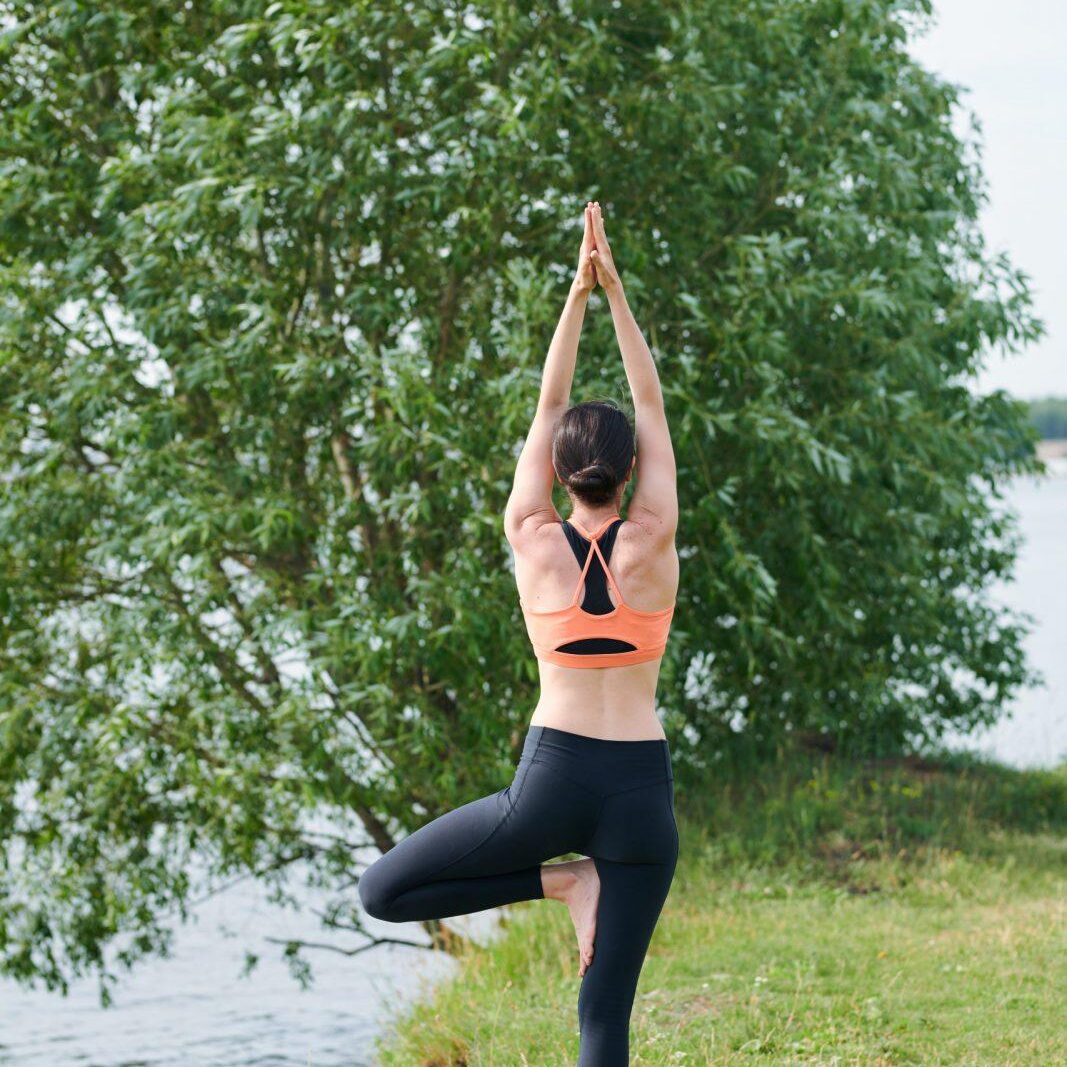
[529,700,666,740]
[534,659,661,708]
[519,722,673,788]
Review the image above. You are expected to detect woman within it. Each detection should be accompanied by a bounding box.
[358,201,680,1066]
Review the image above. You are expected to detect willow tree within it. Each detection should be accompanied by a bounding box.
[0,0,1041,994]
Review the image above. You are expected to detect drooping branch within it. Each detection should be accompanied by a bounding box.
[264,932,437,957]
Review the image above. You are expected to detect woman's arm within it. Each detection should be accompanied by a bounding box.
[504,205,598,538]
[589,203,678,536]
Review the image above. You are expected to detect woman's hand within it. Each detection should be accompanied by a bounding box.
[588,201,623,297]
[572,202,598,295]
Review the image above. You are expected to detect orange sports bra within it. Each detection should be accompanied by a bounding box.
[519,512,675,668]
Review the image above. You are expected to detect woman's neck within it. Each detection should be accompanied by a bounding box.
[568,505,621,532]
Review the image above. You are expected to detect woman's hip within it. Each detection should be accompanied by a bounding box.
[513,724,678,866]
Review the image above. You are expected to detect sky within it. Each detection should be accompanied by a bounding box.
[908,0,1067,400]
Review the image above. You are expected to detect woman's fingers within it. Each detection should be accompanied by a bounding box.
[592,201,611,251]
[570,202,599,291]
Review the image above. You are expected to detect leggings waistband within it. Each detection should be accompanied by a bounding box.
[521,724,672,788]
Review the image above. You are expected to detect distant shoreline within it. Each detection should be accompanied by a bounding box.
[1035,439,1067,479]
[1036,438,1067,461]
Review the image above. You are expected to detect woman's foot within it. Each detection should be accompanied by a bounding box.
[540,857,600,976]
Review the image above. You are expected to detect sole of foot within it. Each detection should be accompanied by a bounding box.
[543,857,600,977]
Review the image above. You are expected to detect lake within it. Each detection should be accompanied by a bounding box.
[0,865,498,1067]
[943,464,1066,767]
[1,469,1063,1065]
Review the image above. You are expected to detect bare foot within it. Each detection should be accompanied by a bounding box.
[541,858,600,976]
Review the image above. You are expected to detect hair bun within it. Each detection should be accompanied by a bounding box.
[567,462,615,503]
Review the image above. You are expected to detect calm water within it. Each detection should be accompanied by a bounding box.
[0,864,498,1067]
[1,472,1063,1066]
[943,467,1067,767]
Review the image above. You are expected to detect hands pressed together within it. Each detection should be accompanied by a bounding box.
[573,200,623,298]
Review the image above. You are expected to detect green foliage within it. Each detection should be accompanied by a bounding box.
[1029,395,1067,439]
[674,747,1067,867]
[0,0,1043,991]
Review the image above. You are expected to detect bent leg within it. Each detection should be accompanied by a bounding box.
[576,856,677,1066]
[358,786,542,922]
[358,757,594,923]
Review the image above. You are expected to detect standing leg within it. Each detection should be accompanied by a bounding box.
[576,856,677,1066]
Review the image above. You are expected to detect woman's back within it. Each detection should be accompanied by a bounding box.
[510,509,679,739]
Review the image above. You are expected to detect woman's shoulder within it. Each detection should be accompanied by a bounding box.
[503,506,563,552]
[617,506,677,551]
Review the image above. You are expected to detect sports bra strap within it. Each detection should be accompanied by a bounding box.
[568,516,624,606]
[569,513,621,540]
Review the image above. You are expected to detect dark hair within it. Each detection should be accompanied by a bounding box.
[552,400,635,506]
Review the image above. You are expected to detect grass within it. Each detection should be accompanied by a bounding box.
[373,751,1067,1066]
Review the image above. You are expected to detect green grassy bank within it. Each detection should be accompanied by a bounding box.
[373,752,1067,1066]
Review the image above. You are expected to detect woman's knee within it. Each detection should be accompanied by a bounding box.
[357,856,399,921]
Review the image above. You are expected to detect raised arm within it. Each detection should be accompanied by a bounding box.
[504,204,599,539]
[589,203,678,538]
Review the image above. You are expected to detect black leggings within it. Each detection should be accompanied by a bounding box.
[358,724,679,1066]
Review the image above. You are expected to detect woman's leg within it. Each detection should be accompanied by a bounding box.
[357,754,596,923]
[576,856,678,1067]
[575,765,680,1066]
[357,786,542,922]
[360,725,680,1065]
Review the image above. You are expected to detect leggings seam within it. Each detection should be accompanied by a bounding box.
[509,730,545,814]
[423,789,514,882]
[602,775,673,798]
[526,756,605,800]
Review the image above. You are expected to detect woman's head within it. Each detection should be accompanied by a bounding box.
[552,400,635,507]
